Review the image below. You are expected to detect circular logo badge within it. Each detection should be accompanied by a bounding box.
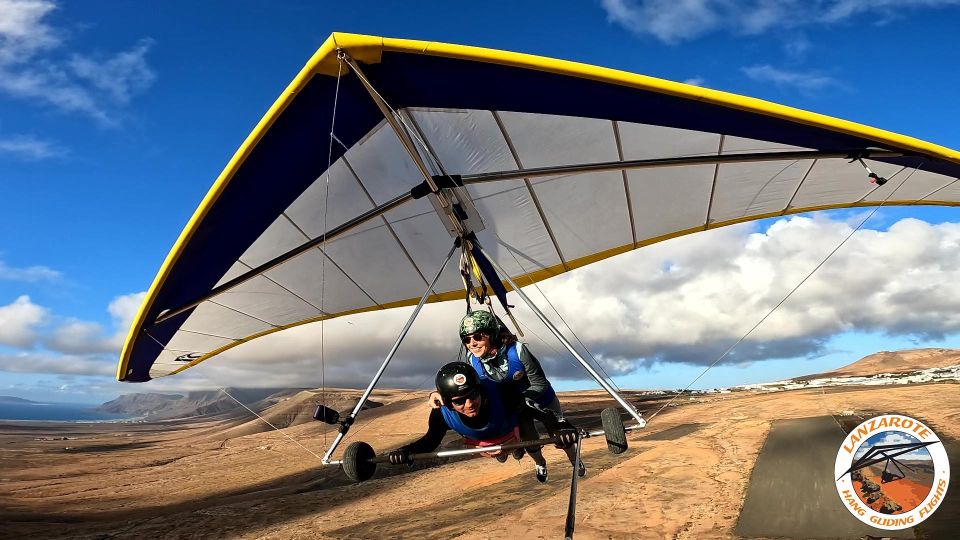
[835,414,949,529]
[513,370,525,381]
[453,373,467,385]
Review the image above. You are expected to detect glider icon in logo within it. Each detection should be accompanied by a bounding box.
[835,414,950,529]
[175,352,204,363]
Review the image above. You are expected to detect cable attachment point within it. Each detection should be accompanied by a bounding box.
[410,174,463,199]
[313,403,357,435]
[847,153,888,186]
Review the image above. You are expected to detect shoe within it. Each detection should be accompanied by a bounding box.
[512,448,525,461]
[577,461,586,478]
[535,464,548,483]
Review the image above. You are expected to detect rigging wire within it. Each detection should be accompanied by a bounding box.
[218,387,325,462]
[319,51,345,446]
[513,314,572,361]
[349,68,447,177]
[495,233,623,392]
[644,164,918,424]
[334,373,437,444]
[340,302,474,444]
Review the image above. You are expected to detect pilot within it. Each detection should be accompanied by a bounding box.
[391,362,577,482]
[428,311,584,478]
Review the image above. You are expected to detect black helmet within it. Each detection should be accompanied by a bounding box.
[435,362,482,406]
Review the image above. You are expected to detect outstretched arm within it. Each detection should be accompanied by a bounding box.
[393,408,449,456]
[388,408,450,465]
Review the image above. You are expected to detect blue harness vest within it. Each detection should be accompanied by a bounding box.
[440,378,516,441]
[470,343,557,407]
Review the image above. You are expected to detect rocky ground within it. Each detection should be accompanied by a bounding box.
[1,362,958,539]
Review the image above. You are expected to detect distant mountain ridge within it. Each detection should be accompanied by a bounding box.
[0,396,41,404]
[96,388,303,420]
[95,348,960,421]
[817,348,960,378]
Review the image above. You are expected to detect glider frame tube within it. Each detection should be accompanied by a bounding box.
[460,149,904,185]
[368,423,642,462]
[477,244,647,428]
[151,149,902,328]
[153,191,414,326]
[343,54,467,238]
[320,239,459,464]
[564,432,583,540]
[342,55,441,202]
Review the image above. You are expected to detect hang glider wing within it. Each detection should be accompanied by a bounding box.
[117,33,960,382]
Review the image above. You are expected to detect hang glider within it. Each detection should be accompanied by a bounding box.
[118,32,960,384]
[838,441,938,482]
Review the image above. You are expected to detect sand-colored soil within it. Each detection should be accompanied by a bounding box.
[1,382,958,539]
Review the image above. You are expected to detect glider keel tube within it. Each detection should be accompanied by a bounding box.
[477,244,648,428]
[343,54,466,238]
[321,239,459,464]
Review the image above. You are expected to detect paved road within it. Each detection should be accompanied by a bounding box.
[735,415,911,539]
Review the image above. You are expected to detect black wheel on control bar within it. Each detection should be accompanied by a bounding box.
[343,441,377,482]
[601,407,628,454]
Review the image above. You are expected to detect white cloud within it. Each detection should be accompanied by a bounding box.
[600,0,960,43]
[68,39,155,105]
[43,291,146,354]
[0,0,59,64]
[530,216,960,369]
[124,215,960,391]
[783,34,812,58]
[107,291,145,350]
[0,290,145,368]
[0,258,61,282]
[108,291,146,331]
[0,293,145,384]
[742,64,840,91]
[0,295,47,347]
[8,216,960,393]
[0,351,115,376]
[601,0,722,44]
[46,319,114,354]
[0,0,156,124]
[0,134,64,159]
[855,430,932,461]
[683,77,706,86]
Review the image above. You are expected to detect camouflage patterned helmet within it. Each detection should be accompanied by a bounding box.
[459,310,500,337]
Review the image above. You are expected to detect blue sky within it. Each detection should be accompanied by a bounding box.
[855,431,931,462]
[3,1,960,403]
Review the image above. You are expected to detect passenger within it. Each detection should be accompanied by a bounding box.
[391,362,576,483]
[428,311,585,479]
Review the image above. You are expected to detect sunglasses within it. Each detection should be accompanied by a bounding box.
[461,332,489,344]
[449,388,480,406]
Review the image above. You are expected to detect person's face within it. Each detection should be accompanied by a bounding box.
[449,388,483,417]
[462,332,494,358]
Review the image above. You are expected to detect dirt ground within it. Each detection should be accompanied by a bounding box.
[1,382,957,539]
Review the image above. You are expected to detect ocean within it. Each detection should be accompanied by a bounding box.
[0,402,128,422]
